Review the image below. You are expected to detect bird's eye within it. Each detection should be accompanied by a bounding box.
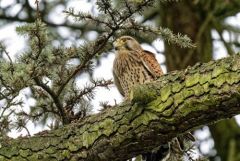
[122,37,131,42]
[124,40,133,50]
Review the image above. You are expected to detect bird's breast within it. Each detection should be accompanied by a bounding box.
[113,51,154,96]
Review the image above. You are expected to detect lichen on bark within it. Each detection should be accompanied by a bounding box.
[0,54,240,161]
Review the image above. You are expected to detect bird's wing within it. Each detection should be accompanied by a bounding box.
[113,70,125,96]
[140,50,163,77]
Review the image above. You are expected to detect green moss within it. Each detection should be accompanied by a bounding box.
[220,83,230,93]
[118,125,129,134]
[226,72,240,85]
[89,123,100,132]
[163,97,174,111]
[182,88,194,98]
[118,113,131,125]
[202,83,210,92]
[173,92,184,106]
[130,85,157,104]
[194,103,209,111]
[178,100,208,117]
[210,87,219,95]
[131,106,144,119]
[132,111,159,127]
[72,138,83,149]
[78,150,87,158]
[79,124,90,134]
[81,131,100,150]
[199,73,212,84]
[28,153,41,161]
[212,74,227,88]
[0,156,8,161]
[185,73,200,87]
[171,82,183,93]
[160,85,172,102]
[61,150,70,159]
[212,65,228,78]
[12,156,27,161]
[148,97,173,113]
[162,108,174,117]
[68,142,79,152]
[19,149,31,157]
[160,116,176,124]
[0,146,18,158]
[201,95,217,106]
[146,97,162,110]
[45,147,56,154]
[100,118,115,136]
[112,134,125,146]
[192,84,205,96]
[232,55,240,71]
[82,131,96,148]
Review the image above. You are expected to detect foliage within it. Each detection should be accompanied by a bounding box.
[0,0,195,136]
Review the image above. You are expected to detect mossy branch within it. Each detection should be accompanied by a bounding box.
[0,54,240,161]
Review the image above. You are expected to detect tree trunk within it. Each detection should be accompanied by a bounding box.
[160,1,213,71]
[1,54,240,161]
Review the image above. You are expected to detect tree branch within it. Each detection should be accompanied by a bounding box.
[0,15,104,33]
[1,54,240,161]
[33,77,68,124]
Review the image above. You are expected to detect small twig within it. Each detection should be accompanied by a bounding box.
[0,43,14,74]
[35,0,41,19]
[78,79,113,98]
[34,77,69,124]
[213,20,234,55]
[65,79,113,109]
[63,10,112,29]
[23,126,31,137]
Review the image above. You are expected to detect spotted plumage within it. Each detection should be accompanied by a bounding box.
[113,36,163,98]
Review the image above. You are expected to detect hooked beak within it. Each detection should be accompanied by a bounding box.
[113,39,123,51]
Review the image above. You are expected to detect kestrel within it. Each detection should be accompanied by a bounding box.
[113,36,195,161]
[113,35,163,98]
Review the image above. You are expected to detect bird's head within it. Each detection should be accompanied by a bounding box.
[114,36,142,51]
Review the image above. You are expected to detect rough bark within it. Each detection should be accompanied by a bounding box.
[1,54,240,161]
[158,1,239,160]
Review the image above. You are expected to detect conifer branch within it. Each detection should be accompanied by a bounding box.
[0,43,14,74]
[76,79,113,100]
[56,33,114,97]
[33,77,68,124]
[0,0,198,134]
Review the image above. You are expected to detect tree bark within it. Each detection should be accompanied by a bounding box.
[1,54,240,161]
[158,1,240,160]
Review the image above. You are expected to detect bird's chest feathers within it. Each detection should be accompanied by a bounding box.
[114,51,141,74]
[114,51,153,84]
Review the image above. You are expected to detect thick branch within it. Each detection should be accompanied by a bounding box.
[1,54,240,161]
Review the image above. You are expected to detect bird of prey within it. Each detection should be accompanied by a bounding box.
[112,36,194,161]
[113,35,163,99]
